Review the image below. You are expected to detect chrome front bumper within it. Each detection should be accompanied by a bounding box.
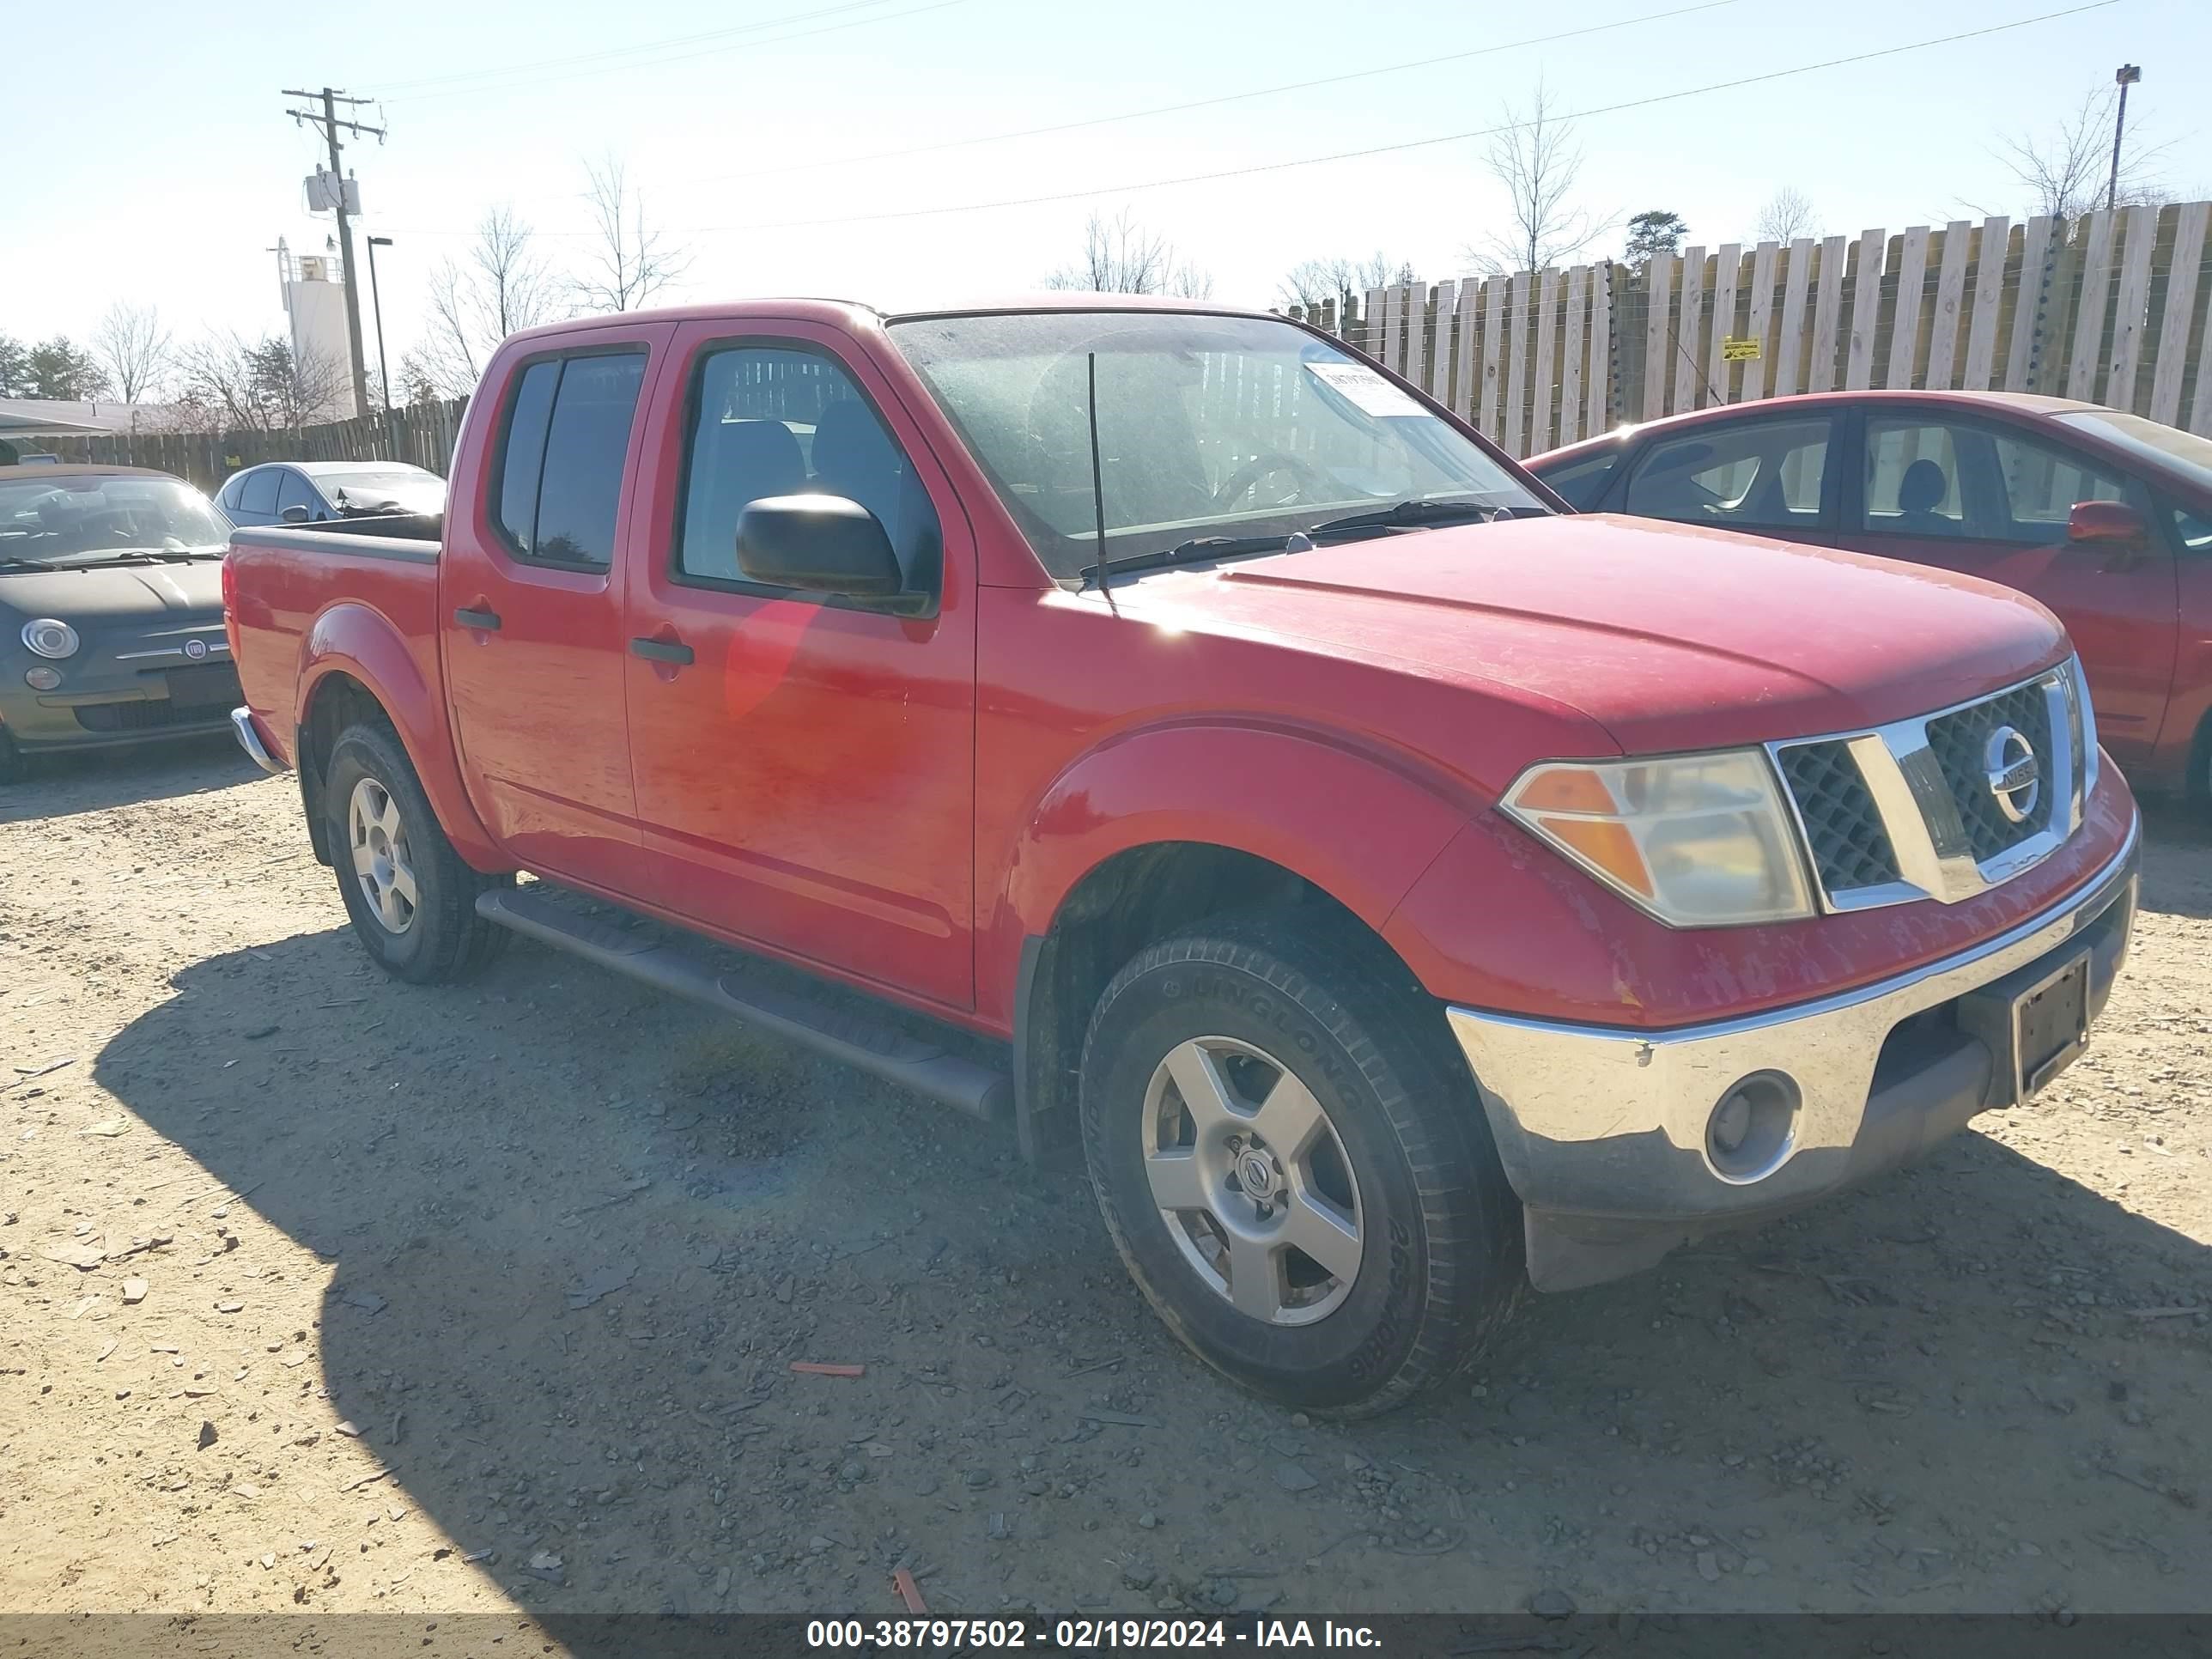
[229,706,289,775]
[1447,817,2140,1291]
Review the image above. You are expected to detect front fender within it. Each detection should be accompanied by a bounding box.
[980,718,1478,1024]
[297,602,503,870]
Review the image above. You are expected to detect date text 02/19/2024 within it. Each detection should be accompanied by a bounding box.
[803,1619,1384,1649]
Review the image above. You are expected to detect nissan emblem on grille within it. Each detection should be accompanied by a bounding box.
[1984,726,2041,824]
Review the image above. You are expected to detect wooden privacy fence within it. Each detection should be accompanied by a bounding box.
[51,396,470,493]
[1291,199,2212,459]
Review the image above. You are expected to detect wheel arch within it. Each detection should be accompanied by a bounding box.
[1010,839,1445,1166]
[293,610,503,871]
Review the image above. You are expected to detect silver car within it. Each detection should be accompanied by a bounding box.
[216,459,444,527]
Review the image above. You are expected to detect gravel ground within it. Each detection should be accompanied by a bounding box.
[2,739,2207,1624]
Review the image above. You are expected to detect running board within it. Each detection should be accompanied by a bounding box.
[476,885,1012,1122]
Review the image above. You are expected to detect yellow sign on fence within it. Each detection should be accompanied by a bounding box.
[1721,336,1762,362]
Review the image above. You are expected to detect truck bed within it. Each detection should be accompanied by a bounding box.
[224,520,447,774]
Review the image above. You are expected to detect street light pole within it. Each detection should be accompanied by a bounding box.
[2106,64,2142,214]
[366,236,396,462]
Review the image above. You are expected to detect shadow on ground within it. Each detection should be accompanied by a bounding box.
[1,735,254,826]
[93,888,2211,1615]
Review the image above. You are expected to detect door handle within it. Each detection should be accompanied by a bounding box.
[629,635,695,665]
[453,606,501,631]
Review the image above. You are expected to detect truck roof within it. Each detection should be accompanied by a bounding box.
[501,292,1287,348]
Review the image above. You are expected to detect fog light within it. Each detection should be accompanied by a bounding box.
[1705,1072,1800,1182]
[24,665,61,691]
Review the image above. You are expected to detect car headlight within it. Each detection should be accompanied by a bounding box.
[21,618,80,659]
[1502,749,1814,927]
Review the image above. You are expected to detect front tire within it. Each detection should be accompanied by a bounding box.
[1079,917,1523,1416]
[323,721,509,983]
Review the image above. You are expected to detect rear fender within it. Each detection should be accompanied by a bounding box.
[297,602,504,870]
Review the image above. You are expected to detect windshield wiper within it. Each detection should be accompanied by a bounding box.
[1080,532,1291,585]
[1300,497,1510,537]
[2,554,59,571]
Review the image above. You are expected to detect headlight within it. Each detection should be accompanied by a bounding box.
[2069,653,2099,802]
[21,618,80,659]
[1502,749,1814,927]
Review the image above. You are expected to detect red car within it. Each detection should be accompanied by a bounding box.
[224,301,2138,1413]
[1527,392,2212,802]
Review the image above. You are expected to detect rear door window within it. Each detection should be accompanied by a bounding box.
[1860,421,1970,538]
[239,469,281,519]
[1622,417,1832,531]
[492,351,647,568]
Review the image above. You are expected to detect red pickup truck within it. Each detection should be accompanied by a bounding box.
[225,296,2139,1414]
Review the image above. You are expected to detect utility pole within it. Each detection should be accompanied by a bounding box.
[366,236,396,460]
[2106,64,2142,214]
[282,86,384,421]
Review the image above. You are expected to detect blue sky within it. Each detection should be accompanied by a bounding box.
[3,0,2206,374]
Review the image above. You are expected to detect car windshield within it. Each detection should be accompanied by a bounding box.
[0,475,230,562]
[2052,410,2212,493]
[887,310,1545,580]
[319,471,445,514]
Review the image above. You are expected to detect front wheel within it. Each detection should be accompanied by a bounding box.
[1079,918,1523,1416]
[322,721,509,983]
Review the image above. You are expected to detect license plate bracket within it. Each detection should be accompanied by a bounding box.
[2012,953,2090,1099]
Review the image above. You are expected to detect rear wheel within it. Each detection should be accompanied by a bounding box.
[323,721,509,983]
[1079,917,1523,1415]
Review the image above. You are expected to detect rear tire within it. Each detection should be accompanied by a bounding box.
[323,721,509,983]
[1079,915,1522,1416]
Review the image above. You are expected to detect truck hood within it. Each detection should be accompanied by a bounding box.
[0,561,225,623]
[1129,514,2069,756]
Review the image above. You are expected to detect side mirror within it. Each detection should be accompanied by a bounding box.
[280,504,312,525]
[2068,499,2150,567]
[736,495,903,599]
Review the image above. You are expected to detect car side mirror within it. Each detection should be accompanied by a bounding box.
[280,504,312,525]
[736,495,906,601]
[2068,499,2150,568]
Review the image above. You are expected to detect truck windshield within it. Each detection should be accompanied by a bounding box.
[887,310,1545,581]
[0,476,230,562]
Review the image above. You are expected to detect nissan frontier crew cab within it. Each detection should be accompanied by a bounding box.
[224,296,2139,1415]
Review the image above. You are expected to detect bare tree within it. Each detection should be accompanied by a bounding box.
[175,333,350,435]
[1278,253,1415,313]
[1753,187,1818,243]
[574,154,690,315]
[1470,82,1612,276]
[405,207,563,399]
[92,305,173,407]
[1993,88,2171,219]
[1044,209,1213,298]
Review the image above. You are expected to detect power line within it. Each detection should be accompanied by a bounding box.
[375,0,2120,247]
[677,0,1741,188]
[663,0,2123,237]
[380,0,966,104]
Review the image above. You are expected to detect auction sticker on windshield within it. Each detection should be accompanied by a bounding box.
[1304,361,1425,417]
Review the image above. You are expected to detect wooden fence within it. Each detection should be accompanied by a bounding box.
[51,397,470,492]
[1291,199,2212,459]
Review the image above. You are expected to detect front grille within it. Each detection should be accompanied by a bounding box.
[73,698,231,733]
[1771,665,2085,912]
[1923,680,2056,860]
[1776,740,1899,892]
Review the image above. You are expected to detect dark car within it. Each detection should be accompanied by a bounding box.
[1525,392,2212,801]
[216,459,445,527]
[0,465,236,781]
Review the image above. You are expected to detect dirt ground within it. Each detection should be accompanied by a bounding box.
[2,738,2208,1628]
